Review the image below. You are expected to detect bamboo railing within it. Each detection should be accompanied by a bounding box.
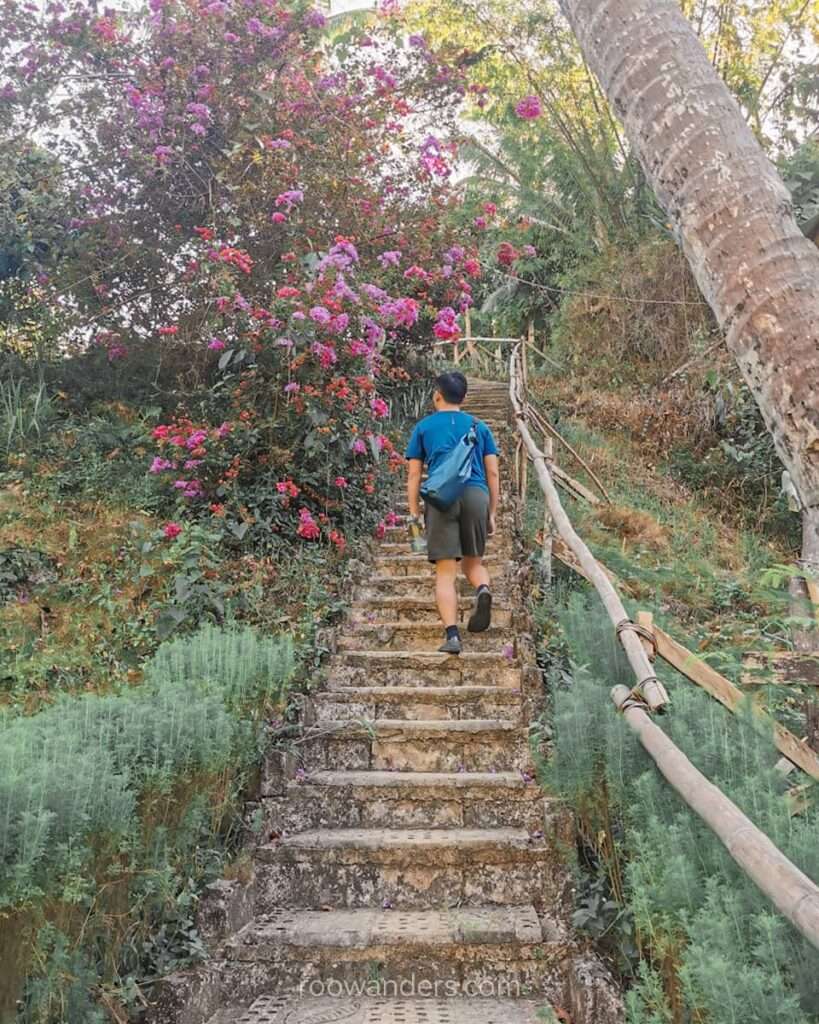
[507,341,819,952]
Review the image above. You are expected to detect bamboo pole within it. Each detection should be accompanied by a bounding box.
[542,436,554,586]
[648,621,819,782]
[522,334,564,372]
[611,685,819,951]
[527,403,611,503]
[464,308,475,359]
[509,345,669,713]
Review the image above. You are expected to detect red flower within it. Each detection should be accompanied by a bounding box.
[158,325,179,336]
[496,242,519,267]
[163,522,182,539]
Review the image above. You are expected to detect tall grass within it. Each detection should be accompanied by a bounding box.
[0,378,52,455]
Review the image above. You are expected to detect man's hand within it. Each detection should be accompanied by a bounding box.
[407,458,423,519]
[487,513,497,537]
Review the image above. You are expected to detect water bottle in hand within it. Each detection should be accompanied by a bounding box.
[408,515,427,555]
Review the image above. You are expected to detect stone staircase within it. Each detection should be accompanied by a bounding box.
[149,380,622,1024]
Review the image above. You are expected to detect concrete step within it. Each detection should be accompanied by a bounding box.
[352,598,513,628]
[355,575,512,603]
[338,623,514,653]
[253,828,566,911]
[373,554,512,578]
[312,686,521,722]
[324,651,522,689]
[300,719,532,773]
[274,770,549,831]
[223,905,569,998]
[382,517,515,539]
[218,996,557,1024]
[377,541,514,557]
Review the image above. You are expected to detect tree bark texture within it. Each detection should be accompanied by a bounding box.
[559,0,819,556]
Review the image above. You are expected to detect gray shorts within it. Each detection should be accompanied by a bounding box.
[424,486,490,563]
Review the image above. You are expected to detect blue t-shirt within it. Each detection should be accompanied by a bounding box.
[405,410,499,493]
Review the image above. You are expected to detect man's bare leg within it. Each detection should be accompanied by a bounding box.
[462,556,490,591]
[463,555,492,633]
[435,559,462,654]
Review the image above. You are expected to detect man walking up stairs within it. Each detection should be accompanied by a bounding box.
[405,372,500,655]
[150,379,622,1024]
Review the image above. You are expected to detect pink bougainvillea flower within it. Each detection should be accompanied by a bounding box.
[304,8,327,28]
[296,507,321,540]
[482,202,497,216]
[334,476,348,488]
[329,529,346,552]
[276,286,300,298]
[208,337,226,350]
[163,522,182,539]
[158,325,179,336]
[378,250,401,268]
[309,305,331,325]
[463,258,481,276]
[283,381,300,394]
[374,520,387,540]
[378,297,419,328]
[473,216,487,230]
[496,241,519,267]
[271,211,287,224]
[515,95,542,119]
[275,189,304,210]
[370,397,389,419]
[348,339,372,358]
[352,438,367,454]
[150,457,174,474]
[433,306,460,341]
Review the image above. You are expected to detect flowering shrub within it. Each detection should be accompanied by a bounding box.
[0,0,489,547]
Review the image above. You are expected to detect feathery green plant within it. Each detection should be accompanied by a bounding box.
[0,625,295,1020]
[546,592,819,1022]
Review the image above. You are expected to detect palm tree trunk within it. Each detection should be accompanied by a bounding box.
[558,0,819,562]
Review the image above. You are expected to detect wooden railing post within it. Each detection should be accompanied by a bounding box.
[542,435,554,586]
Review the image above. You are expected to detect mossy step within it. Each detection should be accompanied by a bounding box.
[274,770,548,831]
[338,623,514,653]
[374,553,509,569]
[325,650,522,689]
[253,828,565,911]
[352,599,513,628]
[221,996,555,1024]
[222,905,569,998]
[266,781,551,847]
[355,577,512,602]
[300,719,532,774]
[312,686,521,722]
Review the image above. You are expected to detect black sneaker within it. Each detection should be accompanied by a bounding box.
[467,589,492,633]
[437,635,462,655]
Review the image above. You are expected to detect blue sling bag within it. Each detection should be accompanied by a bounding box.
[420,418,478,512]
